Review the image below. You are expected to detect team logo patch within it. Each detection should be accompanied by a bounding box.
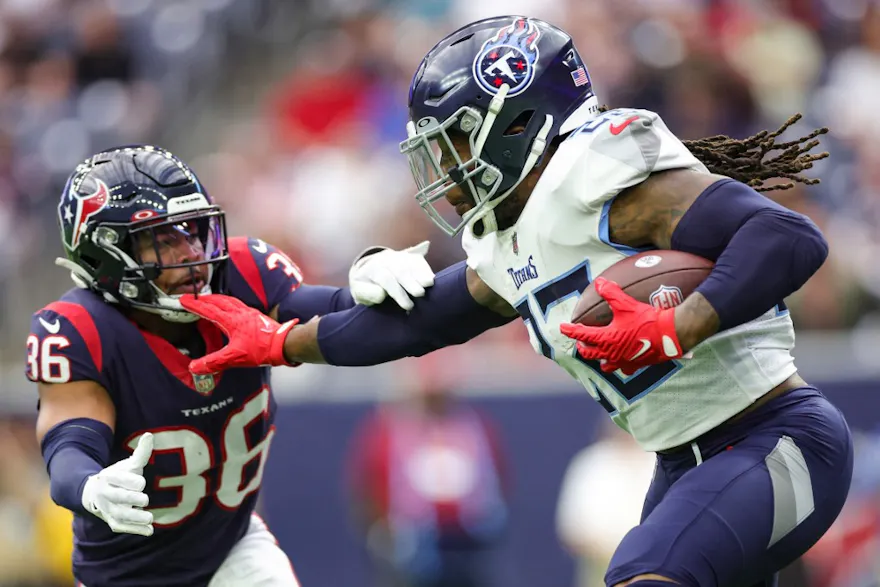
[473,18,541,97]
[650,285,683,310]
[193,373,216,395]
[61,179,110,250]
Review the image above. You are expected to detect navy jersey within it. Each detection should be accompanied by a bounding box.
[27,236,302,587]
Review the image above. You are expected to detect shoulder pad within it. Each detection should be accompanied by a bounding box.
[227,236,303,312]
[558,108,706,210]
[26,301,107,386]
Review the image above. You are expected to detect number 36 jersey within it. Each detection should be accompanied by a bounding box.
[463,109,797,452]
[25,236,303,587]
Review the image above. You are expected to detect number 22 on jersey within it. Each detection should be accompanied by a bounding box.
[126,387,274,527]
[514,261,681,414]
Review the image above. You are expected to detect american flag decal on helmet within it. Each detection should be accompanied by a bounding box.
[570,66,589,87]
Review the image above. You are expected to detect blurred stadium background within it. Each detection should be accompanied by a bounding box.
[1,0,880,585]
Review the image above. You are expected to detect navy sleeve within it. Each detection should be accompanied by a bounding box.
[226,235,357,322]
[671,179,828,330]
[226,236,303,313]
[275,284,355,323]
[317,262,514,366]
[42,418,113,515]
[26,301,110,389]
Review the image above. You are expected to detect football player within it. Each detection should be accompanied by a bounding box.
[28,145,434,587]
[175,17,853,587]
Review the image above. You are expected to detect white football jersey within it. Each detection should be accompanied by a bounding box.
[463,108,797,452]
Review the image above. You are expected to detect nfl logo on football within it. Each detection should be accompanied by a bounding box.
[193,373,216,395]
[649,285,683,310]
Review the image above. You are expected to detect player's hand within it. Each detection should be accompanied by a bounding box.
[560,278,683,374]
[81,432,154,537]
[349,241,435,311]
[178,294,299,374]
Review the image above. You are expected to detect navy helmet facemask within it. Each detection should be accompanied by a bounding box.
[56,145,228,323]
[400,16,600,237]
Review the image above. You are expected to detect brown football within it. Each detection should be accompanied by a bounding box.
[571,250,714,327]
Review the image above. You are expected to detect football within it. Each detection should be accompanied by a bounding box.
[571,250,714,327]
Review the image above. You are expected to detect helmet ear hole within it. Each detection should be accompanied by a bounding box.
[503,110,535,136]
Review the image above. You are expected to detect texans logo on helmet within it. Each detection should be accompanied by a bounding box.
[472,18,541,97]
[62,179,110,250]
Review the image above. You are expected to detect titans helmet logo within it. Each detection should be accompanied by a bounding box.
[472,18,541,97]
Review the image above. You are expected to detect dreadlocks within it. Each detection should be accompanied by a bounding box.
[598,107,829,192]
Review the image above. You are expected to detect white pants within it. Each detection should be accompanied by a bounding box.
[208,514,300,587]
[78,515,300,587]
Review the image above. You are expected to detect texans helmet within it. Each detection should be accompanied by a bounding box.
[400,16,599,236]
[56,145,228,322]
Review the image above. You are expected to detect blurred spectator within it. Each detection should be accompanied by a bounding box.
[555,421,655,587]
[555,420,813,587]
[4,1,880,585]
[0,417,73,587]
[5,0,880,358]
[347,354,510,587]
[803,428,880,587]
[72,2,133,87]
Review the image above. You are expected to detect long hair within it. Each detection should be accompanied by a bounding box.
[599,107,829,192]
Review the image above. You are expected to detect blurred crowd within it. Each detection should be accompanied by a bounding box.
[4,0,880,585]
[191,0,880,333]
[0,0,281,357]
[3,0,880,352]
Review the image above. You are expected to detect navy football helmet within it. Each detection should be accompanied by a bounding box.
[400,16,599,236]
[56,145,228,322]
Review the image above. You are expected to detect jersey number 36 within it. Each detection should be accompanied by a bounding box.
[126,388,274,527]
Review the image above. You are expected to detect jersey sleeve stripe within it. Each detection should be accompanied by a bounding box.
[44,301,103,372]
[227,236,269,311]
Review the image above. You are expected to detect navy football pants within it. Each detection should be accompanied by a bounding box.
[605,387,853,587]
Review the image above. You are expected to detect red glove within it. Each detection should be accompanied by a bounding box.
[178,294,299,375]
[559,278,683,375]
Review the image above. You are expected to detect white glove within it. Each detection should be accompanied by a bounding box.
[349,241,435,311]
[81,432,154,537]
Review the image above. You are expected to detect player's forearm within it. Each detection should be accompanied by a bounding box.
[41,418,113,515]
[672,179,827,333]
[274,284,355,324]
[283,262,514,367]
[673,292,720,351]
[282,318,327,364]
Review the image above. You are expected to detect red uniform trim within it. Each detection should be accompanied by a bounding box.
[43,301,103,372]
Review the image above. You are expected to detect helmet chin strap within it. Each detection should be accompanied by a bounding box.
[100,238,206,323]
[58,233,209,323]
[470,113,555,236]
[152,291,206,323]
[143,263,214,323]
